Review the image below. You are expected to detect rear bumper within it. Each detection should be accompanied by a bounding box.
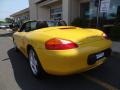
[37,40,112,75]
[88,48,111,65]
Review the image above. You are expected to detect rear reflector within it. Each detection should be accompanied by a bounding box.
[45,38,78,50]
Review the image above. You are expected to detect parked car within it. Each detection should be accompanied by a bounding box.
[0,25,9,29]
[13,20,112,78]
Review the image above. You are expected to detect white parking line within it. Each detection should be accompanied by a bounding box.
[82,74,119,90]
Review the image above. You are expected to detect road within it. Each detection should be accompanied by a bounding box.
[0,29,120,90]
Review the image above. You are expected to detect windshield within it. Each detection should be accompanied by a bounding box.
[47,21,57,26]
[47,20,67,26]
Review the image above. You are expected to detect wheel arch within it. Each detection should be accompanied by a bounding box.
[27,44,46,76]
[27,44,33,55]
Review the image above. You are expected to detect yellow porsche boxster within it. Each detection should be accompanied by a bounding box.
[13,20,112,77]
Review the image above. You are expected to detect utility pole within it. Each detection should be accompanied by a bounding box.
[96,0,101,27]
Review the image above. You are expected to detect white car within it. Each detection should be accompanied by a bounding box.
[0,25,9,29]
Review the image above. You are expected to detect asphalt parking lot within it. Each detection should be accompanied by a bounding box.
[0,29,120,90]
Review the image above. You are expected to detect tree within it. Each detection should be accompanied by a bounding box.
[0,21,5,25]
[5,18,14,23]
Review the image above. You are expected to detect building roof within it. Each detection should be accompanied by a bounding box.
[10,8,29,17]
[35,0,60,7]
[34,0,46,4]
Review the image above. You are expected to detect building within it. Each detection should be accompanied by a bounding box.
[29,0,85,24]
[29,0,120,25]
[10,8,30,25]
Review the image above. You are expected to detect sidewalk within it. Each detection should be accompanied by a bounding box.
[112,41,120,53]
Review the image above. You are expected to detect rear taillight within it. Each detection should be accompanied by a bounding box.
[103,33,109,40]
[45,38,78,50]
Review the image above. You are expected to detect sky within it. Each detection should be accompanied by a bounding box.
[0,0,29,21]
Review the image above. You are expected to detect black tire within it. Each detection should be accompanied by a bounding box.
[28,48,45,79]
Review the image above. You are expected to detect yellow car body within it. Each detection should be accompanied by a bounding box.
[13,25,112,75]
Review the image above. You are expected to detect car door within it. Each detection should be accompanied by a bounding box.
[14,23,26,52]
[20,21,31,54]
[15,22,31,53]
[22,21,38,55]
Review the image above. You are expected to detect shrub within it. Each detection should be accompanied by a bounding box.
[109,26,120,41]
[71,17,89,28]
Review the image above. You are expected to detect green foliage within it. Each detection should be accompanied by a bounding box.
[71,17,89,28]
[0,21,5,25]
[5,18,14,23]
[0,21,5,23]
[109,26,120,41]
[103,25,120,41]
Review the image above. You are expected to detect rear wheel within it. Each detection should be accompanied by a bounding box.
[28,48,45,78]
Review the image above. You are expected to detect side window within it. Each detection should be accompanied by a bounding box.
[19,23,26,32]
[25,22,31,32]
[19,22,31,32]
[19,21,37,32]
[31,21,37,30]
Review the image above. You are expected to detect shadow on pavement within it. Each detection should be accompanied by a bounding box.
[84,54,120,89]
[7,48,104,90]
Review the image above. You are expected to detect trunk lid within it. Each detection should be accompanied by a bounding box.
[36,26,104,45]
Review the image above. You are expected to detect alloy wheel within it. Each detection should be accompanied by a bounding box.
[29,49,38,75]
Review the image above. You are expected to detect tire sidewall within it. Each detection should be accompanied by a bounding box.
[28,48,45,78]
